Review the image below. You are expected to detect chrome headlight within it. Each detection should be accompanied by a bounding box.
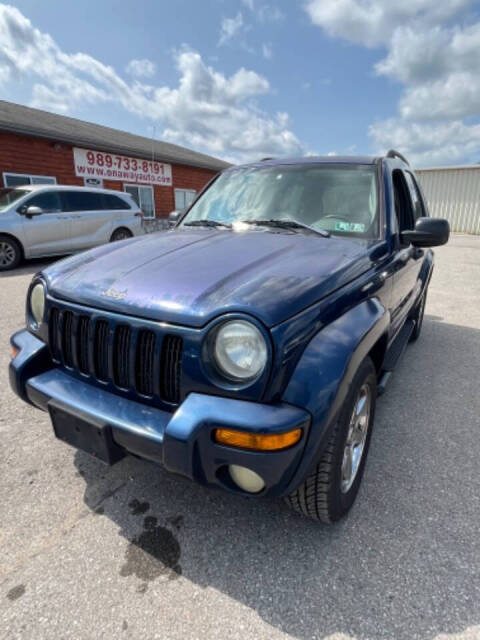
[213,320,268,382]
[29,282,46,327]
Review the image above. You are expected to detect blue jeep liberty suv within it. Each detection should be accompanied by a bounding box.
[10,150,449,523]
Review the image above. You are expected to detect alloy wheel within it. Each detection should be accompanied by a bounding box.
[0,241,16,267]
[341,384,372,493]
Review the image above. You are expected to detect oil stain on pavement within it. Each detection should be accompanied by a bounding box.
[120,515,182,588]
[128,499,150,516]
[6,584,25,601]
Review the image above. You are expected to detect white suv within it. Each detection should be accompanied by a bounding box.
[0,185,144,270]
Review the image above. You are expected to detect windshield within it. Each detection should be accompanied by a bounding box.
[181,164,379,239]
[0,188,29,211]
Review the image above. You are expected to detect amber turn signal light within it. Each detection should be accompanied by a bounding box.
[214,427,302,451]
[11,345,19,359]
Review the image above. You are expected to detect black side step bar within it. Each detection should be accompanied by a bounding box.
[377,319,415,396]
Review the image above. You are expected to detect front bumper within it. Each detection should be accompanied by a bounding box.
[9,330,310,497]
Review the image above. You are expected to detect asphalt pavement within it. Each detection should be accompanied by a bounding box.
[1,235,479,640]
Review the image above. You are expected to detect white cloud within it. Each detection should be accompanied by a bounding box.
[218,12,244,46]
[241,0,284,22]
[369,119,480,166]
[376,23,480,122]
[0,5,303,163]
[305,0,480,165]
[125,58,156,78]
[262,42,272,59]
[241,0,254,10]
[304,0,474,48]
[257,4,285,23]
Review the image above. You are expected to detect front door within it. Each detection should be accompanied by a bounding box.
[20,191,72,257]
[390,170,424,336]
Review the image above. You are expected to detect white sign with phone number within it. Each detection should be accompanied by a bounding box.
[73,147,172,186]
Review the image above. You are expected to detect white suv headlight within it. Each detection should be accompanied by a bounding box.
[29,282,46,327]
[213,320,268,382]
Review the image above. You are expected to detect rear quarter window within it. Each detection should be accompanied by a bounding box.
[102,194,131,210]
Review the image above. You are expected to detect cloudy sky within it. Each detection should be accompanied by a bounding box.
[1,0,479,166]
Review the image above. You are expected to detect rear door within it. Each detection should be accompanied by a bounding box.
[20,190,72,257]
[390,169,424,335]
[63,191,114,250]
[103,193,140,234]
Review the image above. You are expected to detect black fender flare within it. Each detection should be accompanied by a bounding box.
[281,298,389,495]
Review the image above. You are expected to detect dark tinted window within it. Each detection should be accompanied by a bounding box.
[405,171,426,220]
[392,170,414,233]
[62,191,104,212]
[102,194,130,210]
[25,191,62,213]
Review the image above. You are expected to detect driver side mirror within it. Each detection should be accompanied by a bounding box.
[401,217,450,248]
[22,205,44,219]
[168,210,183,225]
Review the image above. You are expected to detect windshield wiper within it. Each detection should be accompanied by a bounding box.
[183,220,232,228]
[241,219,330,238]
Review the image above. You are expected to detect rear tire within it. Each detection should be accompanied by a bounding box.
[409,290,427,342]
[285,357,377,523]
[0,235,22,271]
[110,228,133,242]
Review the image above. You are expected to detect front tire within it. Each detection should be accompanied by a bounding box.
[285,357,377,523]
[0,235,22,271]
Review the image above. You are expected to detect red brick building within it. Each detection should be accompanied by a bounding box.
[0,101,229,219]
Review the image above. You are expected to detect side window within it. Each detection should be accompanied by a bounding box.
[102,194,130,210]
[392,170,415,234]
[174,189,196,210]
[404,171,425,220]
[24,191,62,213]
[4,173,56,187]
[63,191,104,212]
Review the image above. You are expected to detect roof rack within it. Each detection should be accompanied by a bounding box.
[386,149,409,165]
[260,157,274,161]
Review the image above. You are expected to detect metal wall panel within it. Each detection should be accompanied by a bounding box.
[416,168,480,234]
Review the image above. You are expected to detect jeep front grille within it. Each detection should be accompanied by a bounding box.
[135,329,156,396]
[160,335,183,404]
[93,319,110,381]
[112,325,131,389]
[77,315,90,375]
[47,306,183,405]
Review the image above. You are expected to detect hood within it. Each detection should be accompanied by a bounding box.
[43,229,372,327]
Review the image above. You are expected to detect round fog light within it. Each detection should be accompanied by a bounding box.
[229,465,265,493]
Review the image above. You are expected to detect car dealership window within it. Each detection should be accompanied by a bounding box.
[124,185,155,218]
[175,188,196,211]
[3,173,57,187]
